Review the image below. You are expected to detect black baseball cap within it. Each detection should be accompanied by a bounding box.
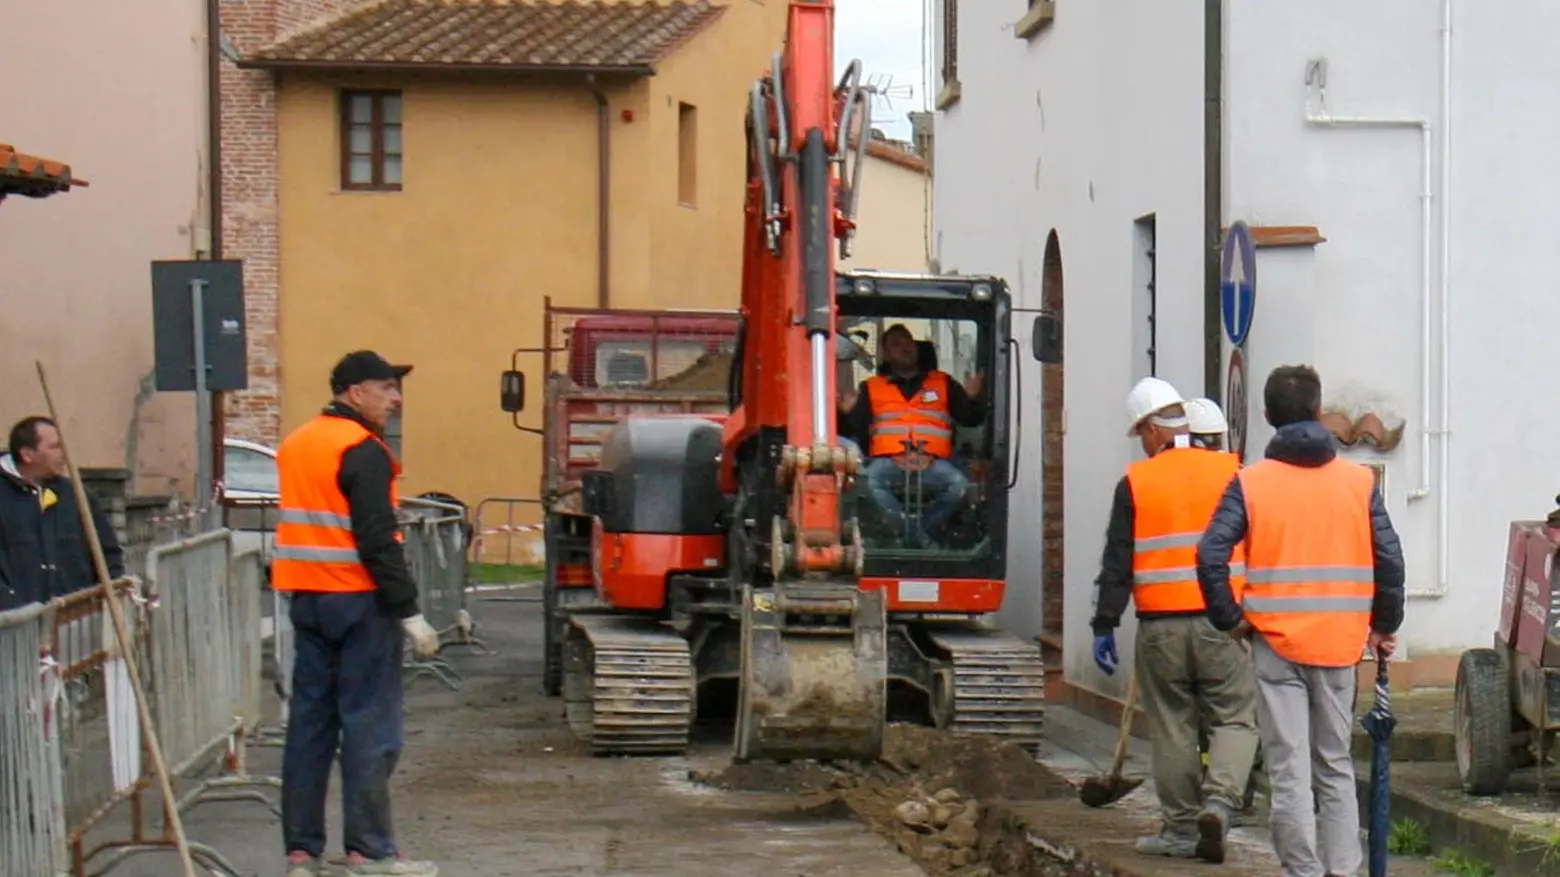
[330,350,412,394]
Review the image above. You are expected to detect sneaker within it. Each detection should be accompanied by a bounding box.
[1134,829,1197,858]
[1195,800,1231,863]
[286,852,322,877]
[345,852,439,876]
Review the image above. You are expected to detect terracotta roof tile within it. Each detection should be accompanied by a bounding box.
[865,140,928,174]
[245,0,725,72]
[0,143,87,199]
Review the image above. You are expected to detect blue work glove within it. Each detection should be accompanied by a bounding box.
[1093,633,1119,676]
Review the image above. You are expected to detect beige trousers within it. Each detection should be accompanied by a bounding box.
[1251,635,1362,877]
[1134,616,1261,831]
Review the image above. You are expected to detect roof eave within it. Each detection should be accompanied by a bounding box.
[235,57,656,76]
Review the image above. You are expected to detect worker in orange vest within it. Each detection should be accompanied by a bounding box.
[1090,377,1260,864]
[1196,364,1406,877]
[274,350,441,877]
[837,323,985,545]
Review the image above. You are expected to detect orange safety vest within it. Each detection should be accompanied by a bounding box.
[271,414,402,593]
[1239,457,1376,667]
[1126,445,1246,613]
[866,370,955,458]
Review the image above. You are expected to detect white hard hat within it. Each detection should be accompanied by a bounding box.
[1184,397,1228,436]
[1125,377,1188,437]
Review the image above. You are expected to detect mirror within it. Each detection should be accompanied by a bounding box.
[500,370,526,412]
[1031,312,1062,364]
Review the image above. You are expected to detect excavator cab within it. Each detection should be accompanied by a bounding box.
[833,270,1017,579]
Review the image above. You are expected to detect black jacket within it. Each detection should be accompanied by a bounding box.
[0,454,124,611]
[839,369,986,450]
[306,403,421,618]
[1089,446,1230,635]
[1195,420,1406,636]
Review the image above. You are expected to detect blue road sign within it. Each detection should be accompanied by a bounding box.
[1220,221,1257,347]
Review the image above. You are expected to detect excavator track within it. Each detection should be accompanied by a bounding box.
[561,614,695,756]
[925,623,1047,752]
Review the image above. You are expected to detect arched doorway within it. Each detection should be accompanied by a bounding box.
[1040,230,1065,658]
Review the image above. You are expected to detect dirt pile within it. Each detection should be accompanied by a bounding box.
[690,724,1074,876]
[649,351,733,392]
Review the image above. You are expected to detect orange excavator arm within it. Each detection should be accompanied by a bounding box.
[725,0,871,578]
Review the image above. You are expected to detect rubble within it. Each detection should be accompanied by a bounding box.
[648,350,734,391]
[691,724,1073,875]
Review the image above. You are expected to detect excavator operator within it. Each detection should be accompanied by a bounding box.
[837,323,985,543]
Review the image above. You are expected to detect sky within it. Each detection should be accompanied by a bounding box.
[834,0,928,141]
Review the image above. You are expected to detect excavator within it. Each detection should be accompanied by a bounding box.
[528,0,1046,762]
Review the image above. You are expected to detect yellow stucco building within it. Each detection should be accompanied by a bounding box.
[236,0,787,524]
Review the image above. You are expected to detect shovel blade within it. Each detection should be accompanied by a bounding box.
[1078,774,1145,808]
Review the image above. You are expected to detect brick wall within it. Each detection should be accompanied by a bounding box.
[219,0,365,445]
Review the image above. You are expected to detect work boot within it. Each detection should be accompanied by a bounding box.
[285,852,322,877]
[345,852,439,876]
[1134,828,1197,858]
[1195,800,1232,863]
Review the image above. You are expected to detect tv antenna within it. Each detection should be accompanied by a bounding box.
[863,72,914,114]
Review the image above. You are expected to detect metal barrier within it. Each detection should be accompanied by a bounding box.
[470,496,545,570]
[400,497,490,690]
[0,580,245,876]
[138,531,280,835]
[0,599,68,877]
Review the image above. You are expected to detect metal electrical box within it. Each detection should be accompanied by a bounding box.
[151,259,249,391]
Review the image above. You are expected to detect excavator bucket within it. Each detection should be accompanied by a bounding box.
[734,579,888,762]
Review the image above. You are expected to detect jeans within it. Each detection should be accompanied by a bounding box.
[282,591,405,861]
[860,453,969,538]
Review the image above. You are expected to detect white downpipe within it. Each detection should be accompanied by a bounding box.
[1301,10,1454,600]
[1429,0,1453,599]
[1302,62,1434,506]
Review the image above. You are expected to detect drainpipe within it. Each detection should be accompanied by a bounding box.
[584,75,611,309]
[1202,0,1223,402]
[206,0,226,502]
[1299,1,1453,599]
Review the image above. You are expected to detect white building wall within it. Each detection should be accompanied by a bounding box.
[1228,0,1560,655]
[932,2,1208,698]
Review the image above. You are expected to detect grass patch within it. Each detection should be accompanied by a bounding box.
[1430,848,1494,877]
[1388,817,1430,856]
[471,562,544,584]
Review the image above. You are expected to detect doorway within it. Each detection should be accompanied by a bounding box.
[1040,230,1065,660]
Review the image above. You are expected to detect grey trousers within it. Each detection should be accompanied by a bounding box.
[1135,616,1261,831]
[1252,635,1362,877]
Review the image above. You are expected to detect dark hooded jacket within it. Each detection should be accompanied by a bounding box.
[1195,420,1406,636]
[0,454,124,610]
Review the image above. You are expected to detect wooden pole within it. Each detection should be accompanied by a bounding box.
[35,361,199,877]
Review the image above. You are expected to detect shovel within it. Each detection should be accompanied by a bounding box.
[1080,670,1145,807]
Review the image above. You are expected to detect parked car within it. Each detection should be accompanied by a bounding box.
[221,437,279,560]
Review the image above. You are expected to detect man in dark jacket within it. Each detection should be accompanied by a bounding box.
[0,416,124,610]
[1196,364,1406,877]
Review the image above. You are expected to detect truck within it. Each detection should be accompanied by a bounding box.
[505,299,739,696]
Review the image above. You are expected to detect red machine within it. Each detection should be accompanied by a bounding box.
[1453,504,1560,795]
[503,1,1044,762]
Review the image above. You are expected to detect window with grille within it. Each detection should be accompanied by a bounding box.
[940,0,959,87]
[340,90,404,191]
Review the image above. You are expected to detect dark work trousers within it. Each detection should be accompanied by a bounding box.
[282,591,405,861]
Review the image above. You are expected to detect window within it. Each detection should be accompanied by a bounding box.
[677,102,698,207]
[940,1,958,87]
[340,90,403,191]
[1132,214,1157,377]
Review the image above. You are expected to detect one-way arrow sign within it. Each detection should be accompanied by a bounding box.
[1220,221,1257,347]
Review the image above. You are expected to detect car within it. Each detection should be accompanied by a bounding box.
[221,437,279,559]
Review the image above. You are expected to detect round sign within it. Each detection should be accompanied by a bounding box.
[1227,347,1248,462]
[1220,221,1258,347]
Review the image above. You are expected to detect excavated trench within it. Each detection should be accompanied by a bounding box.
[691,724,1135,876]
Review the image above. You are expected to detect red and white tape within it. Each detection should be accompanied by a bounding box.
[478,523,546,535]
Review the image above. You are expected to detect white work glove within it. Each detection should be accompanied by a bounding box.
[401,613,440,660]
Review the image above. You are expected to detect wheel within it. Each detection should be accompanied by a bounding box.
[1454,647,1513,796]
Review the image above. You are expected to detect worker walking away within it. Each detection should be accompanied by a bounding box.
[1182,397,1265,827]
[1091,378,1260,863]
[275,350,441,877]
[1196,364,1406,877]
